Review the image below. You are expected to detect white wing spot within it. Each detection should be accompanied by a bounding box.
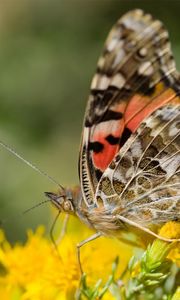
[111,73,126,89]
[112,49,126,68]
[91,74,99,89]
[99,75,110,90]
[107,38,119,52]
[97,56,105,69]
[91,74,109,90]
[130,139,143,157]
[139,47,147,57]
[168,121,179,137]
[138,61,154,76]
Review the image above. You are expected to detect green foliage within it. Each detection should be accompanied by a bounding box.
[77,240,180,300]
[77,257,119,300]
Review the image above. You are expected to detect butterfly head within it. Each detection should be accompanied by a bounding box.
[44,186,81,214]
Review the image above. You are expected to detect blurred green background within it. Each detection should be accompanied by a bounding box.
[0,0,179,242]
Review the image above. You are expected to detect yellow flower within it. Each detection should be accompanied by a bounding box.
[172,287,180,300]
[159,221,180,266]
[0,218,133,300]
[159,221,180,239]
[167,246,180,267]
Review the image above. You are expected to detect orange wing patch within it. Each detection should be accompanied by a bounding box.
[90,84,178,172]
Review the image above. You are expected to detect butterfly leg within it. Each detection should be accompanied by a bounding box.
[57,213,69,244]
[50,211,61,249]
[77,232,102,274]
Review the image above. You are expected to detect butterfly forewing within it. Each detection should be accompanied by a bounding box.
[79,9,179,215]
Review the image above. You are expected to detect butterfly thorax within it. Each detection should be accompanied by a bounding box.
[84,205,127,236]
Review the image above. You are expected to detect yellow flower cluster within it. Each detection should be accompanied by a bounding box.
[0,219,179,299]
[0,218,133,300]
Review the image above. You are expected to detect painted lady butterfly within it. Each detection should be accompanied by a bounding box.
[45,9,180,268]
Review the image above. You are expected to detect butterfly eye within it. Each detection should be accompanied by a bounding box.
[64,200,74,212]
[58,197,65,205]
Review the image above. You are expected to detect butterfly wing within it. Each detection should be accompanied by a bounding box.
[95,103,180,236]
[79,9,179,207]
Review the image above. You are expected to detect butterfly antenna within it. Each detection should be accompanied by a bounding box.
[0,198,53,228]
[22,199,51,215]
[0,140,65,191]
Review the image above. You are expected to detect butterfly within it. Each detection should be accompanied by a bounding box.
[45,9,180,268]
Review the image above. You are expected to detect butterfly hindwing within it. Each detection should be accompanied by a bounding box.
[95,103,180,235]
[79,9,179,207]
